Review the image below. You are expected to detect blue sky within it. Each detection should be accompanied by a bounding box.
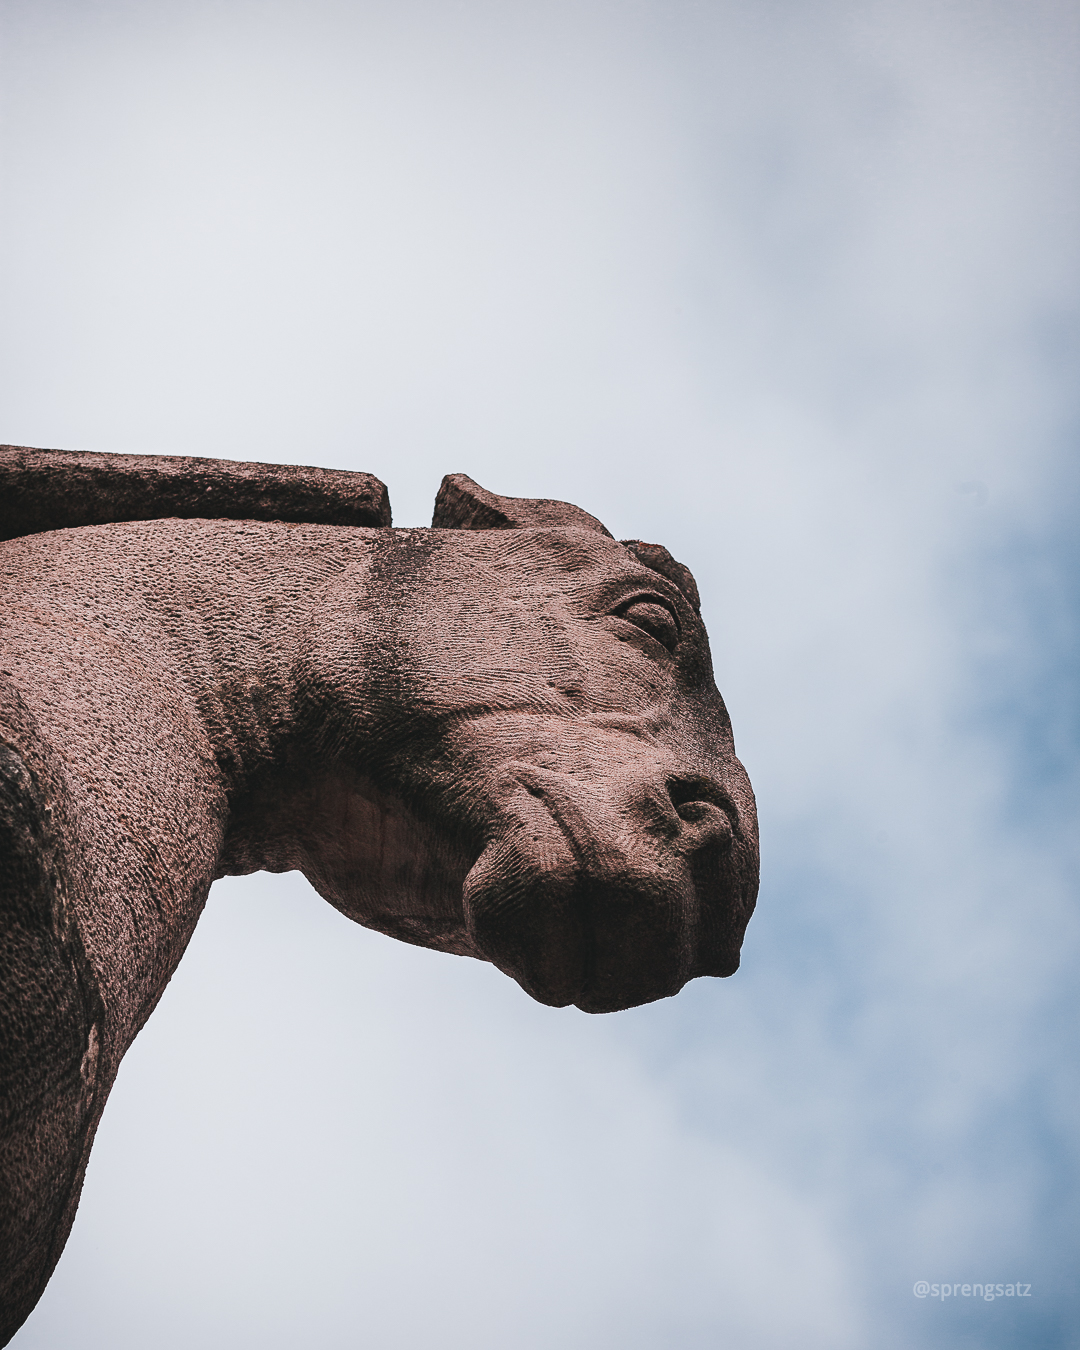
[2,1,1077,1345]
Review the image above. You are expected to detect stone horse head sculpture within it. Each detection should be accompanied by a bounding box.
[0,445,758,1342]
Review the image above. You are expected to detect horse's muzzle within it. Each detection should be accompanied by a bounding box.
[461,761,756,1013]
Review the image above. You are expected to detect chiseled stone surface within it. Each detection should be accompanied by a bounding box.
[0,449,758,1342]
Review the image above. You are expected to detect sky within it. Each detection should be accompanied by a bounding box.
[2,0,1078,1346]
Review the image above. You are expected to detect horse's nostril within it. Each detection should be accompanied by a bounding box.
[667,777,734,833]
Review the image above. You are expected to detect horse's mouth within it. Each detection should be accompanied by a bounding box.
[460,769,588,1008]
[461,762,746,1013]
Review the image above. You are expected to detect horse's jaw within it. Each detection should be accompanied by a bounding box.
[217,766,483,958]
[461,759,757,1015]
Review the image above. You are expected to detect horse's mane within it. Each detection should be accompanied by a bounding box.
[0,445,392,542]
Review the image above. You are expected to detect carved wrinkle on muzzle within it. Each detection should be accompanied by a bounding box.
[461,760,739,1013]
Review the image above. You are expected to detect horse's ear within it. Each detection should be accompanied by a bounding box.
[620,540,701,613]
[432,475,701,612]
[432,473,613,537]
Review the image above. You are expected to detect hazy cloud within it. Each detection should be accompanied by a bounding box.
[3,1,1077,1346]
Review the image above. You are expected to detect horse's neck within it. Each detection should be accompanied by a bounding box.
[5,518,373,1058]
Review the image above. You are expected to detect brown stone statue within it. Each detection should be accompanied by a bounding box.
[0,445,758,1342]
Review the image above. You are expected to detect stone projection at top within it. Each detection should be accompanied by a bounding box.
[0,445,759,1343]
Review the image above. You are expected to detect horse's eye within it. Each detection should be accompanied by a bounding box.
[614,599,680,652]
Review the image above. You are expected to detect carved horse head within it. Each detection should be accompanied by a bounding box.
[239,472,760,1014]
